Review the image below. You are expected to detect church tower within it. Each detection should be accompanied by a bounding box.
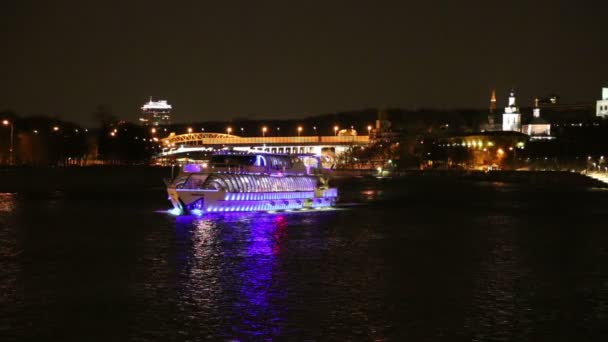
[502,89,522,132]
[522,97,551,138]
[489,89,497,114]
[487,89,497,128]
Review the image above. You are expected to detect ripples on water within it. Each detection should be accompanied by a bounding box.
[2,180,608,340]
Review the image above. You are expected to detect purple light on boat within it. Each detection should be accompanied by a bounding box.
[183,164,202,173]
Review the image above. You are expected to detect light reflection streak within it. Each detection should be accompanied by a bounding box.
[173,212,290,339]
[0,193,17,212]
[236,214,288,337]
[0,193,19,330]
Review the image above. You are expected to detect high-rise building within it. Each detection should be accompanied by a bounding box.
[502,89,522,132]
[596,87,608,117]
[139,98,172,126]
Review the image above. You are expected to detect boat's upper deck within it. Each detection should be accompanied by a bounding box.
[171,153,330,192]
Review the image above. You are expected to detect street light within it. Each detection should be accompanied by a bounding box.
[2,120,14,165]
[297,126,303,136]
[262,126,267,137]
[53,126,60,132]
[240,127,244,136]
[151,128,157,134]
[334,125,339,136]
[226,127,232,134]
[187,127,193,133]
[367,125,372,135]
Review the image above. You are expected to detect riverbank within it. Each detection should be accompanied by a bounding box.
[0,166,172,192]
[0,166,604,193]
[333,169,608,188]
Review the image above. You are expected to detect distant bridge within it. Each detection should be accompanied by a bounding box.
[158,132,370,157]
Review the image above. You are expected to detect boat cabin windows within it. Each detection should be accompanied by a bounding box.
[209,155,256,167]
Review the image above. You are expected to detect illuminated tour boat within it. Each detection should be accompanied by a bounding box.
[166,153,338,215]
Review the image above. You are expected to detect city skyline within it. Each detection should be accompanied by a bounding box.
[2,1,607,126]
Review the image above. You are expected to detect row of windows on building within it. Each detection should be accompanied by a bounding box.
[253,146,315,154]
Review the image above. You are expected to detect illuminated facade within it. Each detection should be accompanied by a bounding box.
[502,89,522,132]
[522,100,551,139]
[438,131,528,169]
[140,98,172,126]
[596,87,608,117]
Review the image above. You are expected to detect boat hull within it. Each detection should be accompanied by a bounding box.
[167,187,337,214]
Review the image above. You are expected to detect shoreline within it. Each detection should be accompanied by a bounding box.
[334,169,608,188]
[0,166,605,193]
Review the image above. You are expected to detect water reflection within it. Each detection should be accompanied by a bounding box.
[0,193,19,336]
[0,192,17,212]
[174,212,290,340]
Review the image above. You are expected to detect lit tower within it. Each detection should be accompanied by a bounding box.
[522,97,551,138]
[502,89,522,132]
[140,97,172,126]
[487,89,497,128]
[489,89,497,114]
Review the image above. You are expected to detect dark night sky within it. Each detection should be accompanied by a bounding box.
[1,0,607,126]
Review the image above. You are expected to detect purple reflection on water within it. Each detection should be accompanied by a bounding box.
[172,212,290,339]
[235,214,288,337]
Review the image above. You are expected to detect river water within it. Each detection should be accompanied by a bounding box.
[1,178,608,341]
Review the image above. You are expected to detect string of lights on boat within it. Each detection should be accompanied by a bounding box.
[178,173,321,193]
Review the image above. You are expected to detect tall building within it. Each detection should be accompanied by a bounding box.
[489,89,497,114]
[139,98,172,126]
[486,89,498,129]
[597,87,608,117]
[502,89,522,132]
